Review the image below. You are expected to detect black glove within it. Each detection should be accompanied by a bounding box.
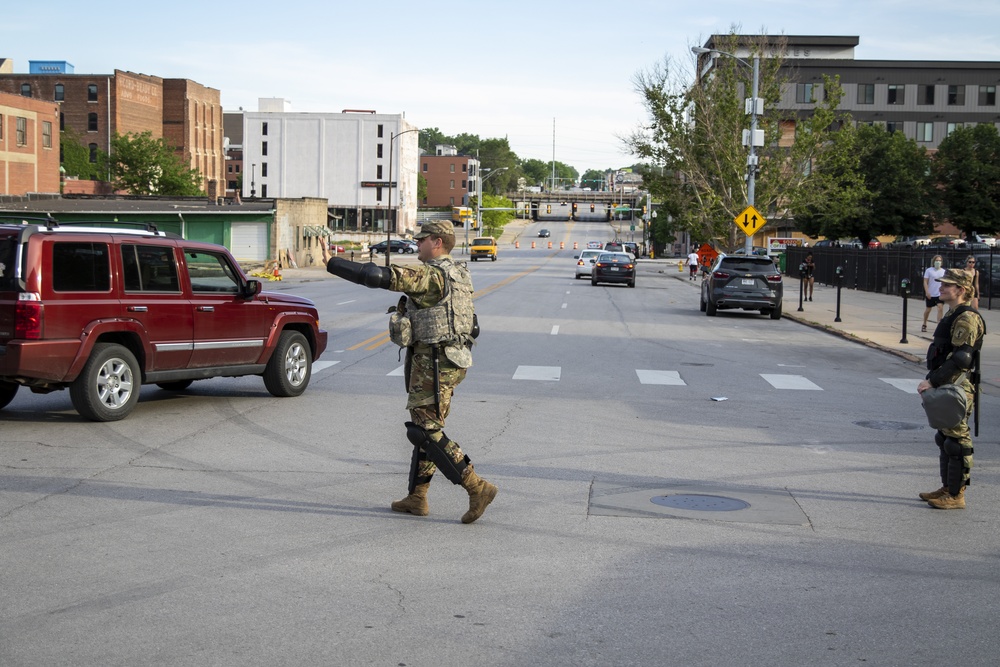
[327,257,391,289]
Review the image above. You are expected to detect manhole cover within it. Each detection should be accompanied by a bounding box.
[650,494,750,512]
[854,420,925,431]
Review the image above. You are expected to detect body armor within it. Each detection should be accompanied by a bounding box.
[927,305,983,372]
[407,256,475,368]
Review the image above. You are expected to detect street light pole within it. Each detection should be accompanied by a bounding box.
[692,46,762,256]
[386,127,422,267]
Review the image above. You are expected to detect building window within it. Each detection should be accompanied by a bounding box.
[450,164,456,173]
[377,124,383,138]
[42,121,52,148]
[461,164,467,172]
[462,180,466,188]
[450,180,455,189]
[886,121,904,134]
[916,122,934,142]
[260,184,266,197]
[918,85,935,105]
[59,113,64,131]
[947,122,964,135]
[858,83,874,104]
[262,141,267,156]
[20,83,31,97]
[449,197,455,206]
[422,162,428,172]
[887,85,905,105]
[261,163,267,177]
[377,144,383,158]
[88,84,98,102]
[88,113,98,132]
[16,117,27,145]
[796,83,817,103]
[262,122,268,136]
[89,143,98,162]
[377,165,383,179]
[54,84,64,101]
[948,85,965,105]
[227,164,233,173]
[235,164,240,173]
[375,186,382,202]
[227,180,237,190]
[979,85,996,106]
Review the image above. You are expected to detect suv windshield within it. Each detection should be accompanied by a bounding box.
[718,257,775,273]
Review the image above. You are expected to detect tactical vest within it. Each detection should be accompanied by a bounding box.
[927,305,985,371]
[409,256,475,351]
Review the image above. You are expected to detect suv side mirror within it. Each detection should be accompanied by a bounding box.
[243,279,263,299]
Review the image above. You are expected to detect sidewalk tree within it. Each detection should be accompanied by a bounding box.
[932,124,1000,238]
[625,32,855,250]
[468,193,515,238]
[108,131,204,196]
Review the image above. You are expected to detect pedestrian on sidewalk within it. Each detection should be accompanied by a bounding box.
[803,252,815,301]
[922,255,945,332]
[687,248,700,280]
[917,269,985,510]
[965,255,981,310]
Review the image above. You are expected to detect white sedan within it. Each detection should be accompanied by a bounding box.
[574,249,604,278]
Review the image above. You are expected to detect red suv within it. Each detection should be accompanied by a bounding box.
[0,219,327,421]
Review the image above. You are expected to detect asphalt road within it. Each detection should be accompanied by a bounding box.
[2,219,999,666]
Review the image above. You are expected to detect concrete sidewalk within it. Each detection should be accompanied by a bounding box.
[668,268,1000,392]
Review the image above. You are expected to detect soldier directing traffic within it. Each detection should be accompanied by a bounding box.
[326,221,498,523]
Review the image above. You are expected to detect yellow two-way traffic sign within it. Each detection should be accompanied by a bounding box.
[734,206,764,236]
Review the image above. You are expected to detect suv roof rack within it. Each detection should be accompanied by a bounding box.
[0,215,59,229]
[44,220,183,239]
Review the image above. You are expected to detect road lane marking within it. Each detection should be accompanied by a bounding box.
[513,366,561,381]
[636,370,686,386]
[312,361,341,373]
[760,374,822,390]
[880,378,922,394]
[550,326,559,335]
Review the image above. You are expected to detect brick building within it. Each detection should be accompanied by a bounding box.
[420,145,478,208]
[0,61,224,195]
[0,91,61,195]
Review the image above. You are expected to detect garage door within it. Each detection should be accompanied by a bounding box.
[231,222,268,261]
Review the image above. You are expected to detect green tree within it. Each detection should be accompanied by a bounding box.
[418,127,449,154]
[475,193,516,237]
[108,131,204,196]
[626,32,854,251]
[478,137,520,194]
[417,173,428,203]
[580,168,610,191]
[521,159,550,186]
[932,124,1000,238]
[60,128,107,181]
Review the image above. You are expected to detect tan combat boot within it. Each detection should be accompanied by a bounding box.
[460,466,498,524]
[918,486,948,501]
[927,486,966,510]
[391,483,430,516]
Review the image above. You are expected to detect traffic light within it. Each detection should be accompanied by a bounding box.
[546,205,551,214]
[590,204,595,213]
[572,203,578,212]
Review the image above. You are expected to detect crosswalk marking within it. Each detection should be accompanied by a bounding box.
[636,370,686,386]
[550,326,560,335]
[388,365,405,377]
[312,361,340,372]
[513,365,561,381]
[880,378,922,394]
[760,374,823,390]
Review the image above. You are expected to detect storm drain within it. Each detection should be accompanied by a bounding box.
[589,482,809,525]
[651,494,750,512]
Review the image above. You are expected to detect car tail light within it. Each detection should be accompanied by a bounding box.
[15,292,43,340]
[713,271,730,280]
[577,260,584,266]
[766,274,782,283]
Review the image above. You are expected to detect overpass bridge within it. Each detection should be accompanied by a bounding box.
[505,190,645,222]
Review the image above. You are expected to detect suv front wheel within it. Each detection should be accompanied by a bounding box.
[70,343,141,422]
[264,331,312,397]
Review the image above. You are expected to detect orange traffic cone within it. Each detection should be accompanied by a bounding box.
[273,264,283,281]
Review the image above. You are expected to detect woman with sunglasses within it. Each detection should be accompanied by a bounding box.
[964,256,981,310]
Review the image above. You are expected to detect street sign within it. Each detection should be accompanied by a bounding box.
[734,206,764,236]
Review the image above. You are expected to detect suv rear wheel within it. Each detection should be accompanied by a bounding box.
[705,299,717,316]
[0,381,19,410]
[70,343,141,422]
[264,331,312,397]
[769,302,783,320]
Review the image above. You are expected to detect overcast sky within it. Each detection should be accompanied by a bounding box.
[4,0,999,174]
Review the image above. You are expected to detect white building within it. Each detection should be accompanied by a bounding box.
[241,99,420,235]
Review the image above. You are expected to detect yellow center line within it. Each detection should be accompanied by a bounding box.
[347,264,543,351]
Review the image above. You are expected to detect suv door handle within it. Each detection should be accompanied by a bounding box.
[127,306,148,312]
[197,306,215,312]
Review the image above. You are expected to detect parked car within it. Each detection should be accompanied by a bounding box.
[925,236,965,250]
[730,245,769,256]
[538,229,551,238]
[700,254,783,319]
[369,239,415,254]
[890,236,932,249]
[574,249,603,279]
[868,239,882,249]
[0,219,328,421]
[591,252,636,287]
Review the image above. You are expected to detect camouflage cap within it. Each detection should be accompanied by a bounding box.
[937,268,973,291]
[413,220,456,239]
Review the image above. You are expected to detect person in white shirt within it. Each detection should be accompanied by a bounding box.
[687,249,700,280]
[922,255,945,332]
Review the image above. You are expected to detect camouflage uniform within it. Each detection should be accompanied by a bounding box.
[389,257,471,477]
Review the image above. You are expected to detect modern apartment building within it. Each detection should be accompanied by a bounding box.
[696,35,1000,150]
[0,60,225,196]
[240,100,419,234]
[421,145,479,208]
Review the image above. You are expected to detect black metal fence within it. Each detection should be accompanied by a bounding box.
[784,246,999,310]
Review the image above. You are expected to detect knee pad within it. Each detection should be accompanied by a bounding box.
[405,421,469,485]
[935,432,946,448]
[407,445,432,494]
[943,437,964,458]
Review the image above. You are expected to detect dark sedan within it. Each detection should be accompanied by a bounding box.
[591,252,635,287]
[538,229,551,238]
[369,239,415,254]
[700,255,783,319]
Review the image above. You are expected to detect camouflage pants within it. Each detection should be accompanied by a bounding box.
[937,383,975,486]
[406,349,467,479]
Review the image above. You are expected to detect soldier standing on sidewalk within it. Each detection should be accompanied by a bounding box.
[917,269,985,510]
[326,221,498,524]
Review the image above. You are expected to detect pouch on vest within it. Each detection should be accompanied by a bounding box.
[921,381,968,431]
[388,295,413,348]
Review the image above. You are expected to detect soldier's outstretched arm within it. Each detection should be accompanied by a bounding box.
[327,257,391,289]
